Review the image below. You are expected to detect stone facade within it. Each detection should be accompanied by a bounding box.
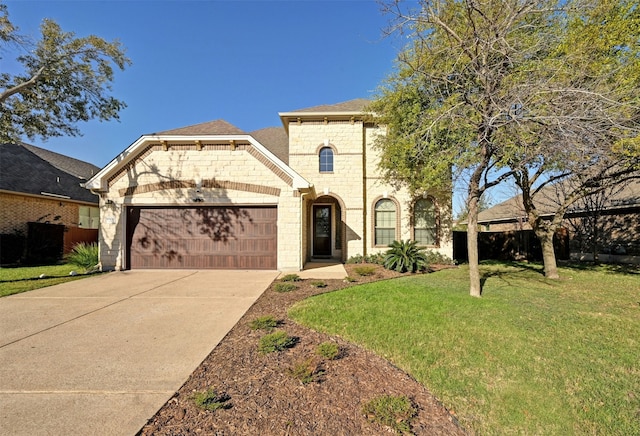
[286,116,452,262]
[87,101,454,271]
[96,142,303,271]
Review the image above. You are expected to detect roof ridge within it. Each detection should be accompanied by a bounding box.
[14,142,100,180]
[154,119,246,136]
[287,98,371,114]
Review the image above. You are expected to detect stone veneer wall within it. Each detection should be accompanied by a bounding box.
[288,120,366,259]
[288,120,454,261]
[98,145,302,271]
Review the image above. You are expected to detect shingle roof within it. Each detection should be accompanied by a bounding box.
[289,98,371,113]
[149,117,291,164]
[154,119,246,136]
[250,127,289,164]
[478,179,640,223]
[21,143,99,180]
[0,143,100,203]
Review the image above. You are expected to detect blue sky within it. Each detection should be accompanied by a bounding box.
[4,0,404,167]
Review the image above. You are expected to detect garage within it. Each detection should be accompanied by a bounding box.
[126,206,277,269]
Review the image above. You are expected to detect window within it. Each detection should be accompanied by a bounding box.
[375,199,396,246]
[414,198,437,245]
[79,206,99,229]
[319,147,333,172]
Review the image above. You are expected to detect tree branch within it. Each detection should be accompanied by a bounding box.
[0,66,45,104]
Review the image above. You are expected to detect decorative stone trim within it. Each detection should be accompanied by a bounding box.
[288,119,358,127]
[119,178,281,197]
[107,144,155,188]
[290,152,362,157]
[315,143,338,155]
[247,146,293,186]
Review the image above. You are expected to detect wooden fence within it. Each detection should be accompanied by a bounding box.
[453,229,569,263]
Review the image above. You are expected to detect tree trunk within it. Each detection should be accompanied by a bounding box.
[467,192,482,297]
[592,213,600,264]
[537,229,560,279]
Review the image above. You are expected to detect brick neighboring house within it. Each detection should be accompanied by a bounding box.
[0,142,100,262]
[85,99,453,271]
[476,180,640,263]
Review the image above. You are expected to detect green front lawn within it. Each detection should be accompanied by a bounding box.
[289,262,640,435]
[0,264,88,297]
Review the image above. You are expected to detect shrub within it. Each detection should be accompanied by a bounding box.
[354,265,377,276]
[0,231,25,264]
[384,240,428,273]
[274,282,297,293]
[192,388,232,411]
[346,254,364,264]
[67,242,99,272]
[280,273,301,282]
[362,394,417,434]
[250,315,279,331]
[258,330,297,354]
[365,252,386,265]
[425,250,454,265]
[286,358,324,384]
[310,280,327,288]
[347,253,385,265]
[315,341,341,360]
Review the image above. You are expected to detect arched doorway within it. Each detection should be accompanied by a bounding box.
[310,195,344,261]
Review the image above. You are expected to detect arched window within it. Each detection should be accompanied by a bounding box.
[374,199,396,246]
[319,147,333,172]
[414,197,437,245]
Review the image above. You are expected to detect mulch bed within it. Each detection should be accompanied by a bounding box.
[138,264,465,435]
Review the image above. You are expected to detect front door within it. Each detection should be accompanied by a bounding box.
[313,205,332,257]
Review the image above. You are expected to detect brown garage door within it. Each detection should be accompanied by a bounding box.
[126,206,277,269]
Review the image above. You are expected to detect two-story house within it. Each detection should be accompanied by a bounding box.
[85,99,452,271]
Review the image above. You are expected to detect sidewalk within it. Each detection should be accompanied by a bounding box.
[279,262,348,280]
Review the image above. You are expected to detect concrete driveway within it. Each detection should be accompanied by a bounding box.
[0,270,278,436]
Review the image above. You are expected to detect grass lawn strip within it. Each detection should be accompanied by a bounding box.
[0,264,90,297]
[289,262,640,435]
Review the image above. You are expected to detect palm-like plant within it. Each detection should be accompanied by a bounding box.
[383,240,428,273]
[67,242,99,272]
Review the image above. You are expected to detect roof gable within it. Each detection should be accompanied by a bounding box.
[86,133,310,193]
